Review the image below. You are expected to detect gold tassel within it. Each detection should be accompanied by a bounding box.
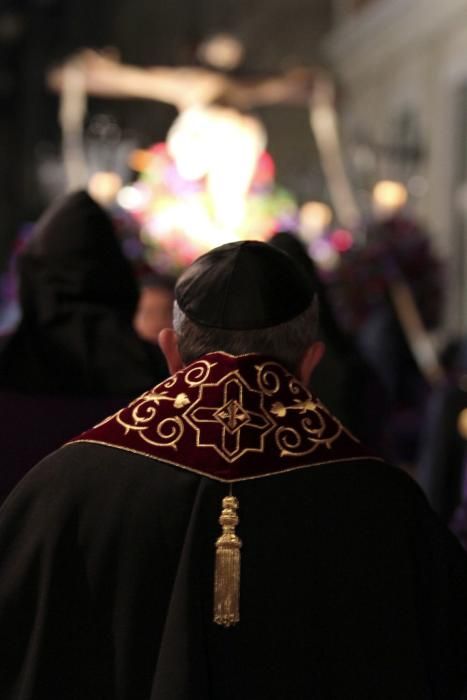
[213,495,241,627]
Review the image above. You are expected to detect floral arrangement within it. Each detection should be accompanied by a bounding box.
[116,142,297,273]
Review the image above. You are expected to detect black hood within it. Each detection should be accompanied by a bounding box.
[0,191,168,395]
[19,190,138,325]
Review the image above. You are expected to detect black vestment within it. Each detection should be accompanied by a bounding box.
[0,353,466,699]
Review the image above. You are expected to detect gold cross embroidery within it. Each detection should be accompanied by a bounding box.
[183,372,276,462]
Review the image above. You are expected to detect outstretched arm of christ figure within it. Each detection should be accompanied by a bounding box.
[47,49,332,112]
[48,50,227,111]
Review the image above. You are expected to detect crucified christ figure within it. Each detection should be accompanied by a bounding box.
[48,48,442,382]
[48,48,360,229]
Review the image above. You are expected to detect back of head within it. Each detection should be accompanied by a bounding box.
[174,240,319,372]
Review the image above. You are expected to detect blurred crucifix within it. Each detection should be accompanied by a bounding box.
[48,36,444,385]
[48,35,360,229]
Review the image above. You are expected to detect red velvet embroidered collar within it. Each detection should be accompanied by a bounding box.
[70,352,376,481]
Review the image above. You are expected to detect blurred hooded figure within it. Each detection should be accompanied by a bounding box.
[0,190,168,500]
[0,190,167,394]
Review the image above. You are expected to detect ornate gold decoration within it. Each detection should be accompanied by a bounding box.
[274,405,342,457]
[255,361,352,456]
[162,374,179,389]
[214,400,250,433]
[183,371,276,462]
[271,398,317,417]
[87,354,358,464]
[174,393,190,408]
[255,363,281,396]
[214,495,241,627]
[184,360,217,386]
[71,353,373,636]
[288,376,303,396]
[115,390,188,450]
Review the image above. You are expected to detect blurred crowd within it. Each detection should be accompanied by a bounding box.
[0,187,466,549]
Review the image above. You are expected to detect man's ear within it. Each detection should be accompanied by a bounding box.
[298,341,325,385]
[158,328,184,374]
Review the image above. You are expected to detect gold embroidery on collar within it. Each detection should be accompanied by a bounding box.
[254,361,354,456]
[183,370,276,462]
[255,363,281,396]
[89,356,358,463]
[116,391,188,450]
[184,360,217,386]
[271,398,317,417]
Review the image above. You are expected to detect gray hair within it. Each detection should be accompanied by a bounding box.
[173,298,319,372]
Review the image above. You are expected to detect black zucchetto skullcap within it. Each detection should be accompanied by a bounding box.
[175,240,316,330]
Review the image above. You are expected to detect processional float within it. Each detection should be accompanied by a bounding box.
[48,47,443,386]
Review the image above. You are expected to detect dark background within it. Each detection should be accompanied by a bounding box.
[0,0,332,269]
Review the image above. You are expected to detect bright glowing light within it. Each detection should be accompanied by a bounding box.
[372,180,407,215]
[117,184,149,211]
[330,228,353,253]
[168,106,266,229]
[167,109,212,180]
[207,113,263,229]
[299,201,332,241]
[122,137,296,270]
[88,171,122,205]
